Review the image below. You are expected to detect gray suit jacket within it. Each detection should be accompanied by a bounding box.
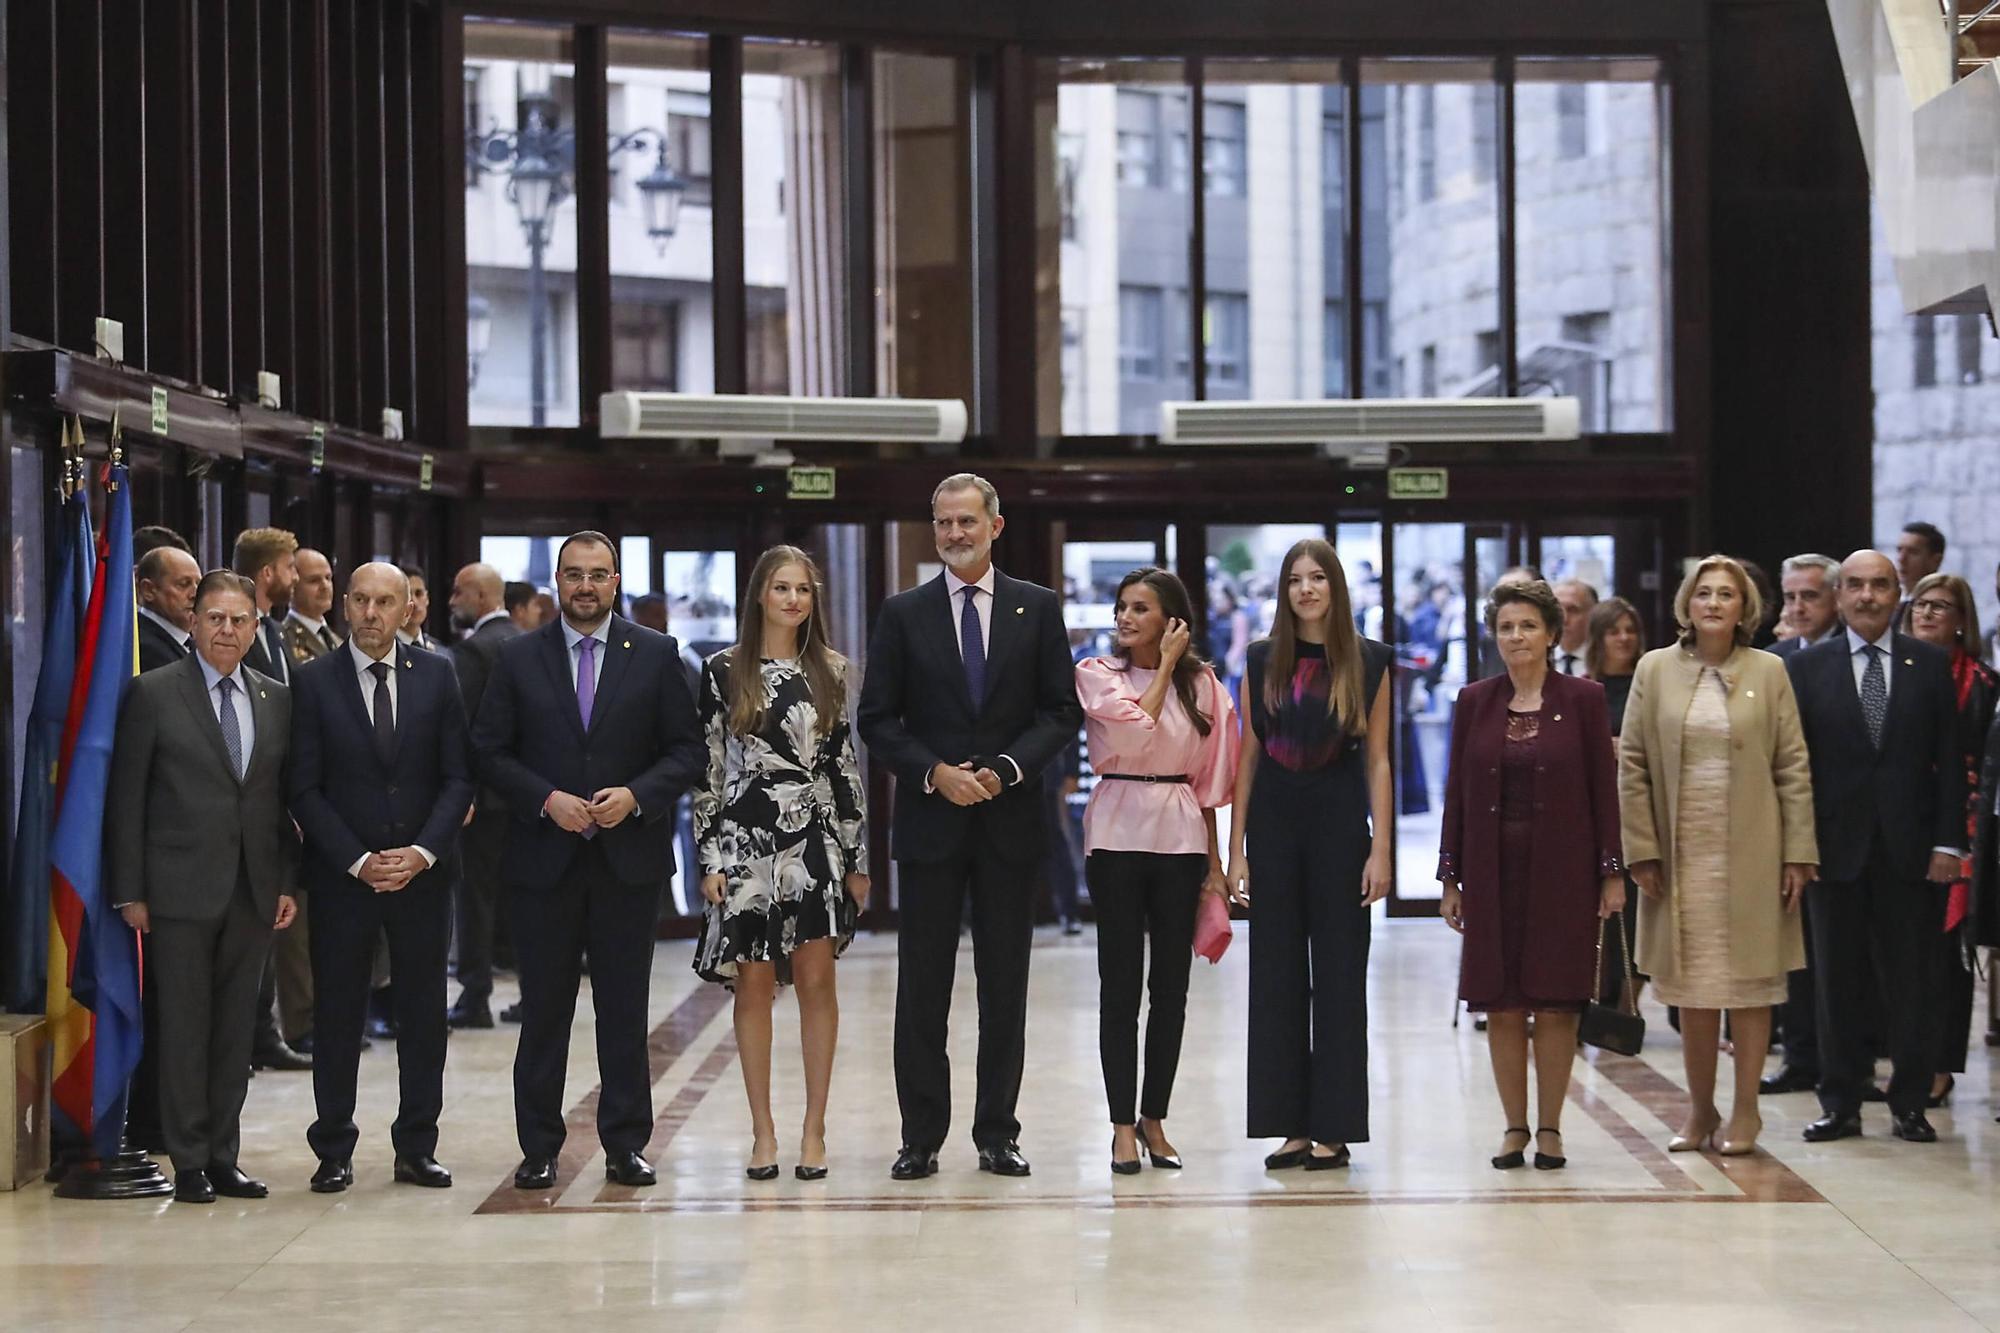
[106,653,300,922]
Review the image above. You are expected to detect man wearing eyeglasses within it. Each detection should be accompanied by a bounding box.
[107,571,301,1204]
[470,530,704,1192]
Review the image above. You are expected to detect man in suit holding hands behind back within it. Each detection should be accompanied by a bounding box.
[472,531,704,1192]
[289,563,474,1193]
[859,473,1083,1182]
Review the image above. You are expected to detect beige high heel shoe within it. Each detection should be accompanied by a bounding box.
[1668,1109,1721,1153]
[1717,1116,1762,1157]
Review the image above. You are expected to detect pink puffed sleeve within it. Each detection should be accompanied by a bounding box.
[1190,669,1239,809]
[1075,657,1155,732]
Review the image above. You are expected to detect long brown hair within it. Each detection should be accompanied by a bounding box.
[1584,597,1646,679]
[723,545,846,738]
[1112,568,1213,737]
[1263,538,1368,737]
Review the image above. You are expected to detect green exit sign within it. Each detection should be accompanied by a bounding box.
[787,466,836,501]
[1388,467,1449,501]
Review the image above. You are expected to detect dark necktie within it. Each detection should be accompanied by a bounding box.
[1860,645,1887,748]
[319,625,338,653]
[263,618,288,683]
[961,586,987,709]
[1561,652,1578,676]
[369,662,396,763]
[216,677,244,780]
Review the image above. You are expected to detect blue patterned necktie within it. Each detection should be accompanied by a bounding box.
[1860,644,1887,749]
[217,676,245,780]
[961,586,987,709]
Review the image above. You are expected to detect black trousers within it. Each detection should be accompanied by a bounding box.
[894,851,1034,1151]
[307,877,451,1162]
[125,979,165,1150]
[1245,763,1372,1145]
[1811,839,1945,1118]
[454,807,508,1001]
[1935,928,1974,1076]
[149,871,272,1173]
[508,840,659,1158]
[1781,893,1820,1074]
[1088,851,1203,1124]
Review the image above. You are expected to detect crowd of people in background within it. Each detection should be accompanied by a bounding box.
[106,488,1999,1201]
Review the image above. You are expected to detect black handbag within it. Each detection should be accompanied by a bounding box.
[1579,912,1645,1057]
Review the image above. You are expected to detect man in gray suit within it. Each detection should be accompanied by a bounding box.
[445,561,522,1027]
[109,571,301,1204]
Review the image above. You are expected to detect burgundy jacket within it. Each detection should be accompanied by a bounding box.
[1438,670,1623,1003]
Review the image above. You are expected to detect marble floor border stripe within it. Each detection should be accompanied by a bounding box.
[520,1190,1817,1214]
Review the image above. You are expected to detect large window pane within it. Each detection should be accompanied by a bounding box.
[1514,58,1668,431]
[743,40,847,395]
[607,32,714,395]
[1047,59,1190,435]
[874,51,975,401]
[465,21,580,428]
[1360,60,1499,401]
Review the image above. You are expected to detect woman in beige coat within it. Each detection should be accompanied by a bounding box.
[1620,555,1817,1157]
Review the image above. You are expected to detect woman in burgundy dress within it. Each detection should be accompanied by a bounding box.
[1439,579,1624,1171]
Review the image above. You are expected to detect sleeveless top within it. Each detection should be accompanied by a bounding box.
[1244,636,1393,772]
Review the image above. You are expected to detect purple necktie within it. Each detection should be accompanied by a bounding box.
[576,635,598,729]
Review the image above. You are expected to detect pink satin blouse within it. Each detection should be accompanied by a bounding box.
[1075,657,1239,855]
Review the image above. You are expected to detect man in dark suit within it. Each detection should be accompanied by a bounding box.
[1763,552,1847,1095]
[399,564,443,654]
[471,531,704,1191]
[108,571,300,1204]
[234,527,299,687]
[1786,549,1965,1144]
[446,561,522,1028]
[857,473,1083,1181]
[282,547,341,668]
[289,563,473,1193]
[136,544,198,672]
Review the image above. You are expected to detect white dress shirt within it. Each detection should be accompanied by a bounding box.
[346,638,438,878]
[196,653,255,777]
[926,566,1021,789]
[139,605,190,652]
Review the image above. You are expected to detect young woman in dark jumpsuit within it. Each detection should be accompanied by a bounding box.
[1226,538,1394,1170]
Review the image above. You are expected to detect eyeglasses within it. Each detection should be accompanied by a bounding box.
[1910,598,1958,618]
[558,570,617,587]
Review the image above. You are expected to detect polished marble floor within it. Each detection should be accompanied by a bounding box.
[4,920,2000,1330]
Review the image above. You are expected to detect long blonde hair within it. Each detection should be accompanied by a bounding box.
[1262,538,1368,737]
[723,545,846,738]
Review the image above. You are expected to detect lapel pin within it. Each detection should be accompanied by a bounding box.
[1904,658,1914,666]
[1746,689,1756,698]
[1552,713,1563,722]
[623,640,632,648]
[1014,607,1024,615]
[403,659,413,669]
[259,691,268,699]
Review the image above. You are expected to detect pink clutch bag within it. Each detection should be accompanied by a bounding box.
[1193,892,1233,964]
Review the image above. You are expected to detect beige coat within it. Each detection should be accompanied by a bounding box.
[1618,645,1818,987]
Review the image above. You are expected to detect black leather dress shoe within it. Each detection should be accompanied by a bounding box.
[1862,1084,1889,1103]
[447,998,495,1030]
[1758,1065,1817,1095]
[889,1146,938,1181]
[977,1142,1031,1177]
[174,1169,216,1204]
[251,1039,313,1072]
[1891,1111,1938,1143]
[514,1157,557,1190]
[393,1155,453,1188]
[310,1159,354,1193]
[604,1150,657,1186]
[1802,1113,1864,1143]
[210,1164,269,1198]
[500,1002,524,1024]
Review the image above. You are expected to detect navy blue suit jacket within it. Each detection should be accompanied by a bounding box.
[287,643,475,897]
[470,615,704,889]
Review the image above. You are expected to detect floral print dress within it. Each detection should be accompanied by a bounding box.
[692,653,868,986]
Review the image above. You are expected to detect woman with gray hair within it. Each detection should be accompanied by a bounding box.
[1620,554,1817,1156]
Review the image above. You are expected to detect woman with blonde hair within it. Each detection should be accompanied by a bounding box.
[1620,554,1816,1156]
[693,546,869,1182]
[1905,572,1996,1104]
[1228,538,1392,1171]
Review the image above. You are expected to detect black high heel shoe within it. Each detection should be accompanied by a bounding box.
[1111,1134,1142,1176]
[1140,1124,1182,1170]
[1491,1127,1530,1170]
[1303,1146,1351,1171]
[794,1164,827,1181]
[746,1163,780,1181]
[1928,1074,1956,1109]
[1533,1128,1566,1171]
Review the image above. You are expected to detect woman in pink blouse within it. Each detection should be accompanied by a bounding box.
[1077,568,1238,1174]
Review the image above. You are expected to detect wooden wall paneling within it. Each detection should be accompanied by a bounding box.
[294,0,333,421]
[991,43,1034,456]
[144,0,196,382]
[52,0,105,354]
[390,4,426,441]
[432,7,468,447]
[710,36,747,393]
[9,0,58,346]
[356,0,391,428]
[840,43,872,397]
[102,0,148,369]
[262,0,297,407]
[194,0,234,392]
[227,0,265,397]
[327,1,362,427]
[573,25,611,433]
